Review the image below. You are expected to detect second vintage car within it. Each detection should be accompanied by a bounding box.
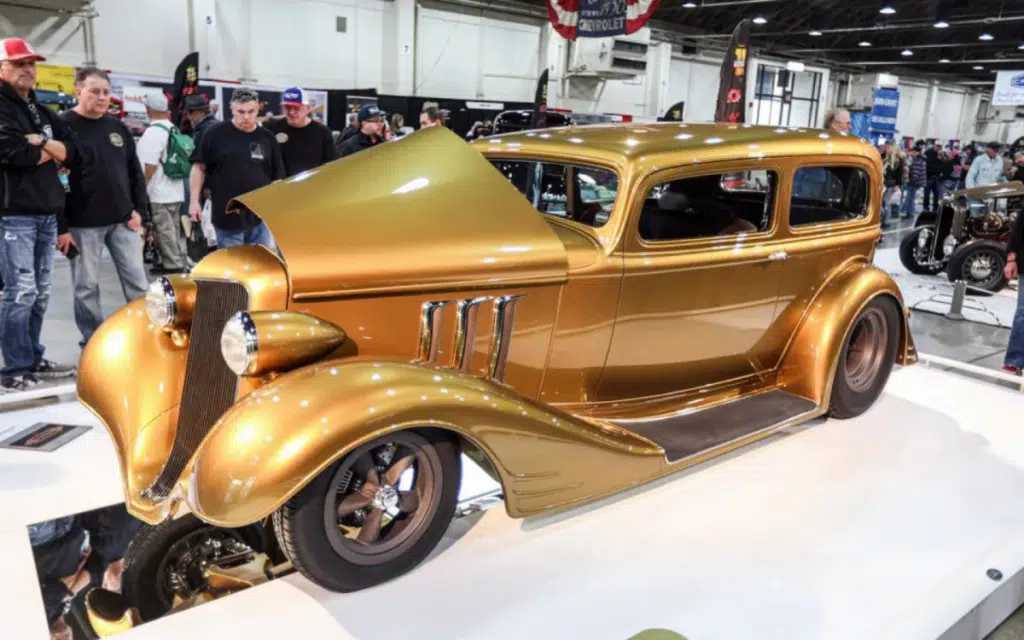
[77,123,915,618]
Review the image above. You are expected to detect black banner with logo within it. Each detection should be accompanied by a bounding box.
[532,69,550,129]
[714,19,751,124]
[661,101,685,122]
[169,51,199,129]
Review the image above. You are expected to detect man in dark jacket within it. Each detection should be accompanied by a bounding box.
[923,140,943,212]
[0,38,82,391]
[61,67,150,348]
[338,104,385,157]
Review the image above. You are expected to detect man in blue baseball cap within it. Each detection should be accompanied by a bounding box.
[265,87,335,176]
[338,103,385,157]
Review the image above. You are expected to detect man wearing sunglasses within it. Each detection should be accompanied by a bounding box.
[0,38,84,392]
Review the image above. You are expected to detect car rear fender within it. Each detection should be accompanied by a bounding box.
[187,359,665,527]
[777,259,917,406]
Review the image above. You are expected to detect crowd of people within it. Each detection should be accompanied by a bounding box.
[0,38,449,394]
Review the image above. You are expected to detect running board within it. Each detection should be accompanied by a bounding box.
[613,390,817,464]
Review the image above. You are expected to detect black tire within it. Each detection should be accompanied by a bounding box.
[274,429,460,592]
[120,514,265,622]
[898,226,943,275]
[828,296,901,419]
[946,240,1007,294]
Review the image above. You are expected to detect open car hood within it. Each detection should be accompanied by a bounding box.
[950,180,1024,200]
[229,126,568,300]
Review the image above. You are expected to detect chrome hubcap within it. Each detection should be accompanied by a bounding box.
[372,484,400,512]
[969,255,994,280]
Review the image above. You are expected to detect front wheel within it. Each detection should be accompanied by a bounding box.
[120,515,266,621]
[274,429,461,592]
[946,240,1007,294]
[828,296,900,419]
[898,226,943,275]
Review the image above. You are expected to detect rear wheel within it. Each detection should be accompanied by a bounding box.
[898,226,943,275]
[828,296,900,419]
[946,240,1007,294]
[274,429,460,592]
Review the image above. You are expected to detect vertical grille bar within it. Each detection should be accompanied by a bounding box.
[143,280,249,500]
[488,295,524,383]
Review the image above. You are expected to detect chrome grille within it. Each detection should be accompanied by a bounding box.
[143,280,249,500]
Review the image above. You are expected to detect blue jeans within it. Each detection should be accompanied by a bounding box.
[1006,281,1024,369]
[70,224,149,348]
[0,215,57,380]
[901,186,919,217]
[215,221,277,252]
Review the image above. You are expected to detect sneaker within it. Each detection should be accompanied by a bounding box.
[31,359,76,379]
[1,374,42,393]
[1003,365,1022,377]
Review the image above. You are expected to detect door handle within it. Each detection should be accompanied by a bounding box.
[769,250,788,262]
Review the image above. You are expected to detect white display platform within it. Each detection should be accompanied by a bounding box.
[4,365,1024,639]
[874,247,1019,327]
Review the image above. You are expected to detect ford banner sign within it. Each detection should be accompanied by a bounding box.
[993,70,1024,105]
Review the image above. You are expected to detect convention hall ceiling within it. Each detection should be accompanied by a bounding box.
[494,0,1024,84]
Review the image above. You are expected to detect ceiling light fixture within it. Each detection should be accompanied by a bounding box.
[901,49,913,56]
[979,33,994,41]
[939,58,951,63]
[973,65,985,70]
[879,5,896,14]
[1019,44,1024,50]
[753,16,767,24]
[934,20,949,28]
[809,30,822,36]
[682,1,696,7]
[859,41,872,47]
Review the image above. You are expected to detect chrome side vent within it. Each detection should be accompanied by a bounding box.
[416,294,526,382]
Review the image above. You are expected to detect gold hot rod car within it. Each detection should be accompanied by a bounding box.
[77,123,916,614]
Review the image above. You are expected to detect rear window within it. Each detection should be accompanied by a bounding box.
[490,159,618,228]
[790,166,870,227]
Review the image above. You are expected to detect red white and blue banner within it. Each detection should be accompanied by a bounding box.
[546,0,661,40]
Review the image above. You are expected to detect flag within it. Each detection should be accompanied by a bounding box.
[714,19,751,124]
[546,0,661,40]
[532,69,550,129]
[169,51,200,129]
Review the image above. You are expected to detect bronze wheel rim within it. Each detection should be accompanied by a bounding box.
[323,431,442,566]
[844,308,888,393]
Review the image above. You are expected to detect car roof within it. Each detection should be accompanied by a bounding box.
[472,121,879,169]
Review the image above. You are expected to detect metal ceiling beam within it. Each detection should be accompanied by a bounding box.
[849,57,1024,66]
[682,13,1024,39]
[787,41,1023,53]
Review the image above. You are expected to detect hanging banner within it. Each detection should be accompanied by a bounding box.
[169,51,200,129]
[532,69,550,129]
[993,71,1024,106]
[546,0,661,40]
[714,19,751,124]
[661,100,685,121]
[868,88,899,139]
[34,64,76,94]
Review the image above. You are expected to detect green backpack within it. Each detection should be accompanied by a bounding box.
[152,121,194,180]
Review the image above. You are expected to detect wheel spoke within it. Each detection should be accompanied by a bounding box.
[337,493,373,518]
[365,467,381,490]
[357,509,383,544]
[385,454,416,486]
[398,490,420,513]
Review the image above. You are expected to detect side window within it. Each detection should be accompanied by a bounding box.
[490,160,618,228]
[638,169,777,242]
[790,166,870,227]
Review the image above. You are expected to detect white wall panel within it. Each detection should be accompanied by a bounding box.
[933,88,967,141]
[896,83,929,140]
[685,61,720,122]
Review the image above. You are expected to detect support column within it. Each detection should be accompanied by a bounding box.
[394,0,415,96]
[924,80,939,139]
[644,41,671,119]
[542,23,569,109]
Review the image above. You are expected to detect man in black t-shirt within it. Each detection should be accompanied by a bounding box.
[188,87,285,250]
[61,67,150,348]
[338,104,385,158]
[266,87,335,176]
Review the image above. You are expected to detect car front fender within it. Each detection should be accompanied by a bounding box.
[77,298,187,524]
[777,259,917,407]
[187,359,665,527]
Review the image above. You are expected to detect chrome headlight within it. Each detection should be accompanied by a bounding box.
[221,312,258,375]
[942,234,957,257]
[146,277,177,329]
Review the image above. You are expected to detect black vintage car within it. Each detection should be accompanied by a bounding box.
[899,181,1024,293]
[492,109,575,134]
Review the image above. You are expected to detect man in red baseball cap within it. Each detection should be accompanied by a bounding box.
[0,38,86,391]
